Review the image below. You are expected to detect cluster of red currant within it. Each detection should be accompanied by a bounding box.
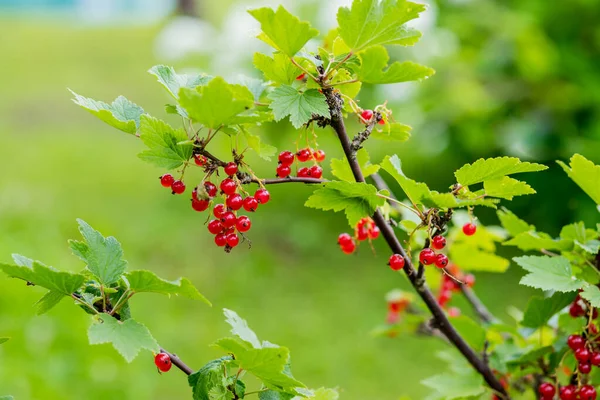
[437,264,475,311]
[337,217,380,254]
[154,352,172,373]
[159,157,270,252]
[418,235,449,269]
[360,109,386,125]
[570,293,598,319]
[275,149,325,179]
[539,381,596,400]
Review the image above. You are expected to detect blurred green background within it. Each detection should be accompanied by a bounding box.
[0,0,599,399]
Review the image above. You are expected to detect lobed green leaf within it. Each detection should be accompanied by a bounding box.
[137,115,193,169]
[125,270,210,305]
[148,65,211,99]
[514,255,586,292]
[70,90,144,134]
[557,154,600,205]
[521,292,577,328]
[268,85,330,128]
[358,45,434,84]
[455,157,547,186]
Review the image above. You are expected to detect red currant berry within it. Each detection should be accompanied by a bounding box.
[226,233,239,248]
[194,154,207,166]
[360,109,373,121]
[296,148,312,162]
[171,180,186,194]
[297,167,311,178]
[462,223,477,236]
[434,254,449,269]
[368,226,380,239]
[448,307,461,317]
[591,352,600,366]
[570,302,585,317]
[560,385,577,400]
[255,188,270,204]
[567,335,585,350]
[220,178,237,195]
[208,220,223,235]
[204,182,217,198]
[296,73,306,80]
[236,216,251,233]
[539,383,556,398]
[388,254,405,271]
[214,233,227,247]
[593,309,599,319]
[213,204,226,219]
[464,274,476,287]
[338,233,353,246]
[388,301,403,313]
[340,240,356,254]
[154,353,172,372]
[309,165,323,179]
[579,385,597,400]
[356,224,369,241]
[276,164,291,178]
[221,212,237,228]
[378,117,385,125]
[431,235,446,250]
[438,290,451,307]
[191,198,210,212]
[579,361,592,374]
[419,248,436,265]
[160,174,174,188]
[278,151,295,166]
[590,323,599,335]
[226,194,243,211]
[224,162,238,176]
[243,196,258,212]
[575,347,591,362]
[313,149,326,163]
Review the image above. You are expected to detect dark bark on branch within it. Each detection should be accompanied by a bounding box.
[350,116,379,154]
[160,348,194,376]
[321,87,509,399]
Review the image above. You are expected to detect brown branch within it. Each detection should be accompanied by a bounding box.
[160,347,194,376]
[321,87,509,399]
[460,285,495,324]
[350,116,379,154]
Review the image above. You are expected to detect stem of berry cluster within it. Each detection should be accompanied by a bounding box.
[320,87,509,399]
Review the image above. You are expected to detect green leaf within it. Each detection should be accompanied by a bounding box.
[358,45,434,84]
[268,86,330,129]
[337,0,425,51]
[35,290,66,315]
[223,308,262,349]
[243,130,277,161]
[450,316,486,351]
[449,243,510,272]
[423,192,500,209]
[0,338,9,345]
[577,240,600,254]
[304,181,385,226]
[421,372,485,399]
[69,219,127,286]
[497,208,534,236]
[484,176,536,200]
[455,157,548,186]
[330,149,379,182]
[503,231,565,251]
[0,396,14,400]
[557,154,600,205]
[137,115,193,169]
[259,390,294,400]
[380,155,431,205]
[248,6,319,57]
[370,123,412,142]
[179,76,255,129]
[88,313,159,362]
[581,286,600,308]
[514,256,586,292]
[330,69,361,100]
[125,270,210,305]
[148,65,211,99]
[254,52,303,85]
[188,357,233,400]
[0,260,85,295]
[560,222,592,243]
[521,292,577,328]
[70,89,144,134]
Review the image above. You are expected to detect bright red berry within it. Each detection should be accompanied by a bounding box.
[579,385,597,400]
[463,274,475,287]
[226,194,243,211]
[243,196,258,212]
[340,240,356,254]
[171,180,186,194]
[160,174,174,188]
[194,154,207,166]
[226,233,239,248]
[567,335,585,350]
[539,383,556,398]
[438,290,451,307]
[214,233,227,247]
[338,233,353,246]
[278,151,294,166]
[296,73,306,80]
[356,224,369,241]
[255,188,270,204]
[590,323,599,335]
[236,216,251,233]
[220,178,237,195]
[434,254,449,268]
[389,254,405,271]
[378,117,385,125]
[213,204,226,219]
[309,165,323,179]
[570,302,585,317]
[462,223,477,236]
[560,385,577,400]
[204,182,217,198]
[368,226,380,239]
[296,148,312,162]
[360,109,373,121]
[575,347,591,362]
[448,307,461,317]
[191,198,210,212]
[579,361,592,374]
[431,235,446,250]
[297,167,310,178]
[419,248,436,265]
[591,352,600,366]
[208,220,223,235]
[224,162,238,176]
[276,164,291,178]
[313,149,326,163]
[221,212,237,228]
[154,353,172,372]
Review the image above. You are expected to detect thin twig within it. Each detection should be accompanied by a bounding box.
[160,347,194,376]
